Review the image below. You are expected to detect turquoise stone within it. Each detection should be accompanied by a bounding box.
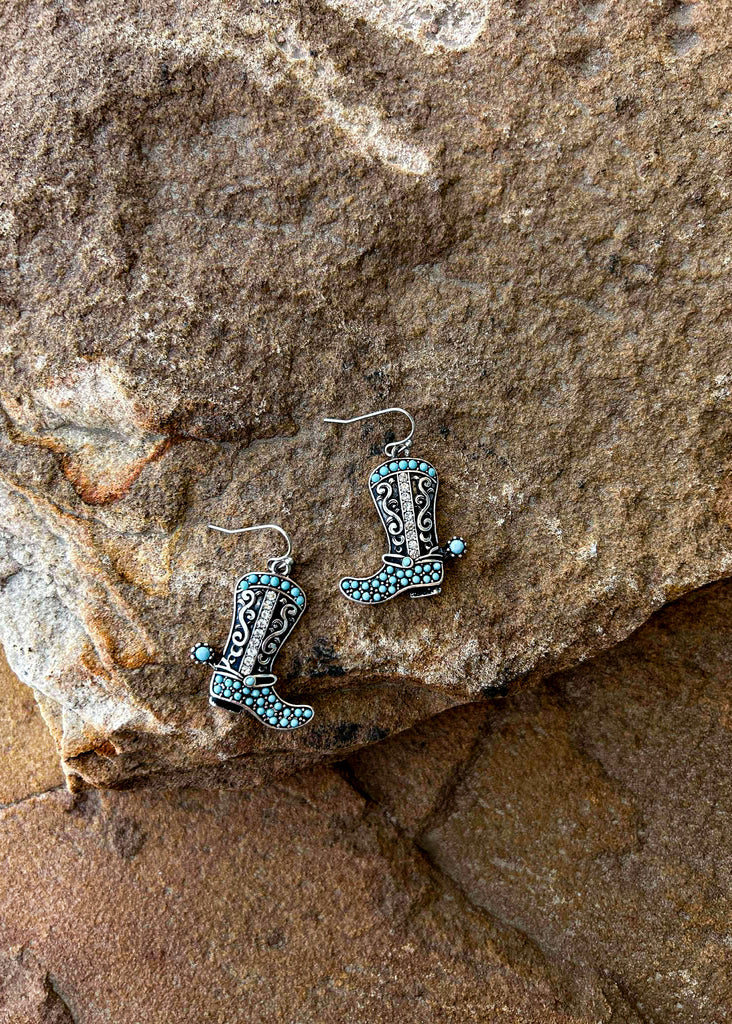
[260,574,270,585]
[378,585,386,593]
[296,595,305,606]
[280,719,288,727]
[247,573,258,584]
[262,688,270,695]
[270,576,280,587]
[401,557,411,567]
[449,538,466,555]
[399,460,408,469]
[419,462,428,472]
[268,716,277,724]
[379,466,389,476]
[432,562,441,570]
[386,566,395,575]
[399,577,408,585]
[373,593,381,601]
[396,570,404,578]
[304,709,312,718]
[389,461,398,471]
[405,569,413,578]
[214,673,223,683]
[238,581,249,590]
[281,580,290,590]
[223,688,231,697]
[275,702,282,711]
[194,646,211,662]
[428,467,436,477]
[371,473,380,483]
[342,580,351,589]
[252,689,260,697]
[268,694,275,703]
[295,709,302,717]
[408,460,417,469]
[362,593,371,601]
[361,580,370,589]
[388,585,396,594]
[414,565,422,574]
[213,683,222,694]
[245,676,255,686]
[353,591,361,599]
[257,697,265,706]
[242,687,250,695]
[379,572,387,581]
[291,587,300,597]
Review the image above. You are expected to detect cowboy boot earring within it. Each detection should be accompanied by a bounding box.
[189,523,314,730]
[323,407,466,605]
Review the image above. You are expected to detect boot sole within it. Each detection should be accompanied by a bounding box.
[409,586,442,599]
[210,696,243,713]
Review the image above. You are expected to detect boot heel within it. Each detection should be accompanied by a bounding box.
[210,696,243,713]
[409,585,442,599]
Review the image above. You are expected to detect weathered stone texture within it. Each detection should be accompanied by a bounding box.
[0,578,730,1021]
[0,774,613,1024]
[349,580,732,1023]
[1,0,731,784]
[0,650,63,806]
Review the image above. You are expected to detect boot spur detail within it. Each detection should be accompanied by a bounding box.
[189,524,314,731]
[324,409,466,606]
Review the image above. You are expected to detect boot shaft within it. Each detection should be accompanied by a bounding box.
[369,457,440,560]
[214,573,306,688]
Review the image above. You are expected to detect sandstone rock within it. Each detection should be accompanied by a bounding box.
[0,950,75,1024]
[1,0,731,786]
[0,771,626,1023]
[0,650,63,806]
[346,702,488,834]
[349,580,732,1022]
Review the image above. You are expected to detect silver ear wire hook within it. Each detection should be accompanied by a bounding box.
[208,522,294,577]
[324,407,415,458]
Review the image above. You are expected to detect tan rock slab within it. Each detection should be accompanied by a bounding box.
[0,649,64,806]
[1,0,731,785]
[397,581,732,1023]
[0,771,612,1024]
[347,702,488,834]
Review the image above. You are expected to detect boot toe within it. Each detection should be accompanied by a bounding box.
[263,704,314,730]
[257,695,314,730]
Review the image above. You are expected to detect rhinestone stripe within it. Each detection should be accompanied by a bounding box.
[240,589,278,675]
[397,471,420,559]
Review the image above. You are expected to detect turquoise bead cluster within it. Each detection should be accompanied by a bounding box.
[342,559,443,601]
[370,459,437,485]
[211,673,312,728]
[237,574,305,607]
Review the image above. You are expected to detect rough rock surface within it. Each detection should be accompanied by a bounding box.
[348,579,732,1023]
[0,650,63,806]
[0,777,624,1024]
[1,579,729,1022]
[1,0,732,786]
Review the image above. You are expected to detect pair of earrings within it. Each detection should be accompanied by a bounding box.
[189,408,466,732]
